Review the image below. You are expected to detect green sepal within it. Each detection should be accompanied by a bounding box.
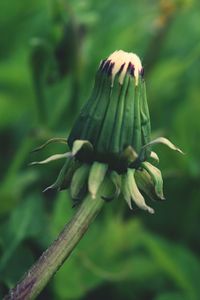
[135,169,162,201]
[132,80,142,153]
[149,151,159,164]
[31,137,67,153]
[110,170,122,197]
[70,69,111,147]
[88,162,108,198]
[85,73,112,147]
[60,159,81,190]
[138,136,183,164]
[141,137,183,155]
[30,152,71,166]
[121,173,132,209]
[68,69,103,147]
[127,168,154,214]
[70,164,90,200]
[142,161,165,200]
[72,140,93,156]
[96,71,122,153]
[119,76,135,151]
[110,73,130,153]
[140,80,151,148]
[122,145,138,165]
[43,157,72,192]
[101,171,121,201]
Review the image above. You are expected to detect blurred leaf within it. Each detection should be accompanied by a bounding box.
[0,170,38,215]
[143,233,200,300]
[1,0,200,299]
[154,292,187,300]
[50,191,74,236]
[0,195,45,275]
[2,245,35,288]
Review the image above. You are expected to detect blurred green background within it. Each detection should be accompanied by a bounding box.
[0,0,200,299]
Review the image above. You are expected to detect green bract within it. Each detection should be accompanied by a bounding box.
[32,50,183,214]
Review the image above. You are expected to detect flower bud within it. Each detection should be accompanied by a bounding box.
[68,50,152,172]
[32,50,183,214]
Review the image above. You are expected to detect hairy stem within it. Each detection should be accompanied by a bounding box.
[4,193,104,300]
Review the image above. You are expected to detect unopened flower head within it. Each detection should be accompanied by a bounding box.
[106,50,142,85]
[32,50,183,214]
[68,49,150,166]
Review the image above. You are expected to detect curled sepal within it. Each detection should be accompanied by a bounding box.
[142,137,184,154]
[121,173,132,209]
[72,139,93,156]
[30,152,71,166]
[31,138,67,153]
[101,171,121,201]
[127,168,155,214]
[122,146,138,165]
[150,151,159,163]
[110,171,121,198]
[70,164,90,200]
[135,169,162,201]
[88,162,108,199]
[43,158,71,192]
[142,161,165,200]
[60,159,81,190]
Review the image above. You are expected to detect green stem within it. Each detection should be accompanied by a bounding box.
[4,194,104,300]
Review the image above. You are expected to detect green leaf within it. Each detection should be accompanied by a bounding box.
[154,292,187,300]
[142,233,200,300]
[0,196,45,275]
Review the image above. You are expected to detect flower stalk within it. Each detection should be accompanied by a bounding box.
[4,49,183,299]
[4,191,104,300]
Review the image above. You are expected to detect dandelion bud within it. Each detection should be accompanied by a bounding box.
[68,50,151,171]
[33,50,183,214]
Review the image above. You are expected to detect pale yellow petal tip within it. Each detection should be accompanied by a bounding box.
[147,207,155,214]
[177,148,185,155]
[106,50,143,85]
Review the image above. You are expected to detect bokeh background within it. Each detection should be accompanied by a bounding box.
[0,0,200,299]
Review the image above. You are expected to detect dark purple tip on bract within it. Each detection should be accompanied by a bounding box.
[102,59,111,73]
[140,67,144,78]
[108,62,115,76]
[99,59,106,70]
[117,63,125,75]
[127,62,135,76]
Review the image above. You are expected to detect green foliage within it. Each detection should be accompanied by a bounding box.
[0,0,200,299]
